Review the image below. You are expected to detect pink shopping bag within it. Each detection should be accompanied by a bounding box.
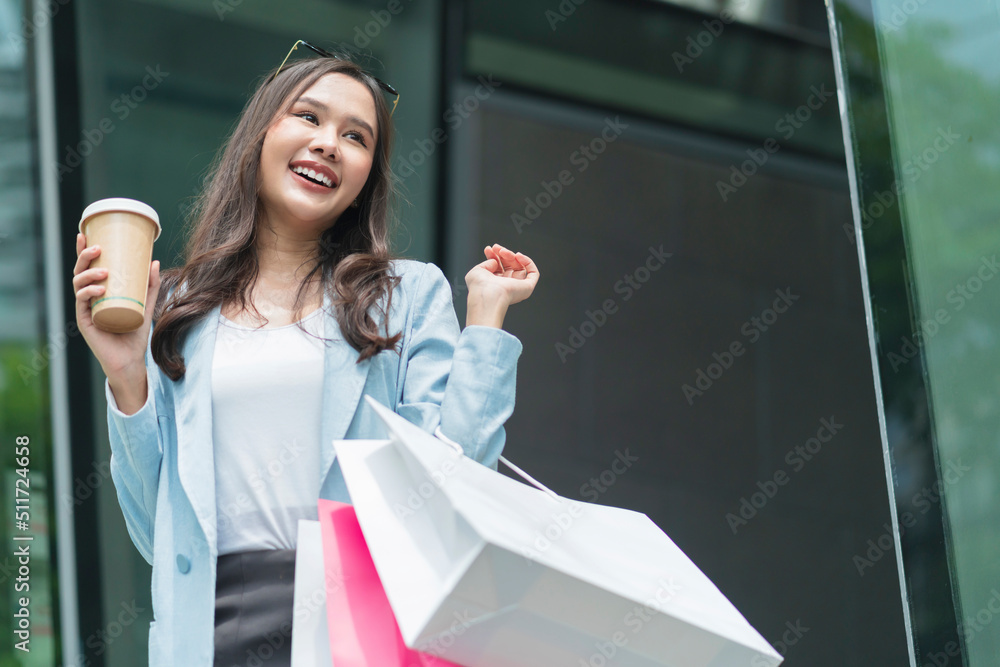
[317,499,463,667]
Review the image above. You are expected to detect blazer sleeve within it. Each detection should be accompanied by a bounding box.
[395,262,523,471]
[105,326,163,565]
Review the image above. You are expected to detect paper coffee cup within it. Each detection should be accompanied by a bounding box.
[79,198,162,333]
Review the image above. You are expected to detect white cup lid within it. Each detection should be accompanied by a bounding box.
[79,198,162,241]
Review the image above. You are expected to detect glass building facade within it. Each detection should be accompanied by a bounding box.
[829,0,1000,664]
[1,0,992,664]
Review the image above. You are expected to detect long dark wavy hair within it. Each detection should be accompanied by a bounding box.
[151,55,404,381]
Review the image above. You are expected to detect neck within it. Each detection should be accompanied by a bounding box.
[254,218,325,286]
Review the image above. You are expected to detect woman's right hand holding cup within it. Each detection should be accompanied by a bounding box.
[74,232,161,415]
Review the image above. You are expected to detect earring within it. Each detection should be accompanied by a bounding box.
[352,199,359,208]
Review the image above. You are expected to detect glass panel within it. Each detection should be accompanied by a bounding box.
[828,0,1000,664]
[0,0,60,663]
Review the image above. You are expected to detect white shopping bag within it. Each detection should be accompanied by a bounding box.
[333,396,783,667]
[290,519,333,667]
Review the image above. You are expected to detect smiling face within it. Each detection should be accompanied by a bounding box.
[257,72,378,236]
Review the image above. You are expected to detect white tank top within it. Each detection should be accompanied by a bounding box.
[212,306,326,556]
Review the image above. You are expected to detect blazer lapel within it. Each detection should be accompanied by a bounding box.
[175,303,221,554]
[319,289,373,485]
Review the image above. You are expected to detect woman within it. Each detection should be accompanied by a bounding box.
[72,47,538,667]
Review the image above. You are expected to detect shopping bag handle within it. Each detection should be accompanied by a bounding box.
[434,426,562,501]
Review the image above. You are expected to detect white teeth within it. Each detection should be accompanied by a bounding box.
[291,165,335,188]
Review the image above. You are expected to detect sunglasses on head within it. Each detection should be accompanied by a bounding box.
[271,39,399,117]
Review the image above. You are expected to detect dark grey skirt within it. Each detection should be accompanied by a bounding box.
[214,548,297,667]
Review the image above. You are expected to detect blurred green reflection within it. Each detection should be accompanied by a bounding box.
[874,0,1000,664]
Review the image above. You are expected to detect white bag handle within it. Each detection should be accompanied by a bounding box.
[434,426,561,501]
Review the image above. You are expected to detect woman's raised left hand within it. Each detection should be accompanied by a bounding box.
[464,244,539,328]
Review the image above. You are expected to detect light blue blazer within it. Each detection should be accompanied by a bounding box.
[104,259,523,666]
